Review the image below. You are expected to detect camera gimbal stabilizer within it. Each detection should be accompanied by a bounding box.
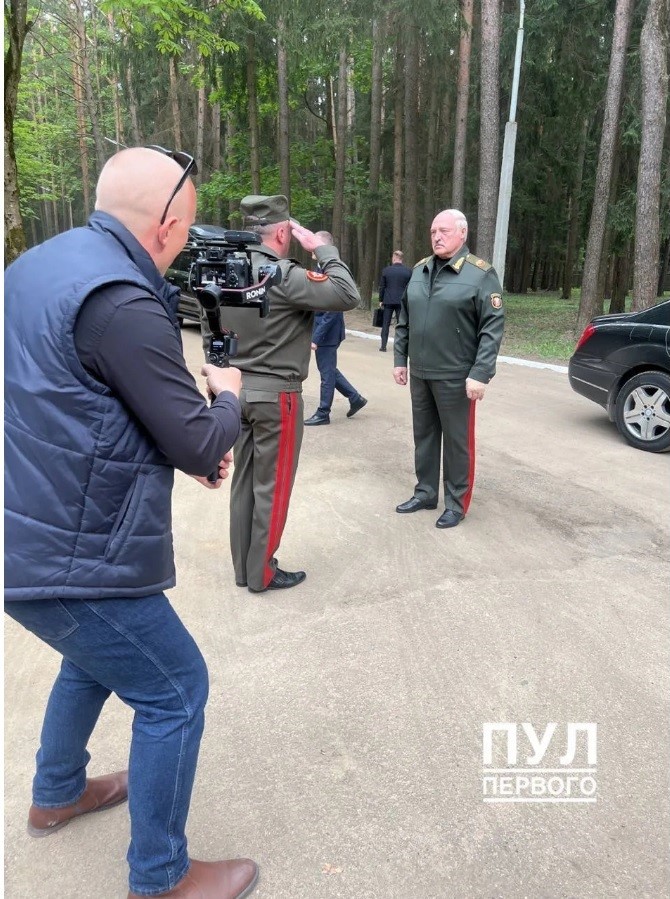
[188,230,281,481]
[189,230,281,368]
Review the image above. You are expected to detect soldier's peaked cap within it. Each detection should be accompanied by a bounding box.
[240,194,291,225]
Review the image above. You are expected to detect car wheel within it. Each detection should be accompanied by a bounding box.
[614,371,670,452]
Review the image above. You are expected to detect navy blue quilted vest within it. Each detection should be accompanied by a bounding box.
[5,213,181,600]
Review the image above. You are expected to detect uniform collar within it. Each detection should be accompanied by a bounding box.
[430,244,469,274]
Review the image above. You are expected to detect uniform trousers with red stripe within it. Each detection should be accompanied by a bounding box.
[230,385,304,591]
[409,375,476,516]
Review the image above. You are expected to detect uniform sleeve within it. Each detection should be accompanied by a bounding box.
[393,288,410,366]
[77,292,241,476]
[280,246,360,312]
[469,268,505,383]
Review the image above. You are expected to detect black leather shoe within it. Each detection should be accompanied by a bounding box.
[236,581,247,588]
[435,509,463,529]
[304,413,330,426]
[249,569,306,593]
[379,347,387,352]
[347,396,367,418]
[395,496,438,513]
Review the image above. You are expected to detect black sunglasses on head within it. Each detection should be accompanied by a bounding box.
[146,145,198,225]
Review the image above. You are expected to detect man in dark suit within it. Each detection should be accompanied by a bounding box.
[304,310,367,425]
[304,232,367,426]
[378,250,412,352]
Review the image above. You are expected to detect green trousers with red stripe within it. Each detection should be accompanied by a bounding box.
[409,375,476,516]
[230,385,304,591]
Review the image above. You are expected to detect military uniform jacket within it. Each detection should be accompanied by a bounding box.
[217,244,360,390]
[393,245,504,383]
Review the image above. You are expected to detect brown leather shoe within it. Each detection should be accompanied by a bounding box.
[127,859,259,898]
[27,770,128,837]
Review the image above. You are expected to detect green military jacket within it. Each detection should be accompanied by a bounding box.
[393,244,504,383]
[203,243,360,389]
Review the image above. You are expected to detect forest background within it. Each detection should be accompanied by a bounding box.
[4,0,670,335]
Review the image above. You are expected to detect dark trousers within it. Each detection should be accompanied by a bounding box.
[409,375,477,515]
[4,594,208,895]
[230,386,304,591]
[380,305,400,350]
[315,344,359,416]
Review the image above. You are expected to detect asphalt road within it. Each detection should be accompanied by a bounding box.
[4,326,669,899]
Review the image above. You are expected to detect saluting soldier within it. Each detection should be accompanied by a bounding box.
[393,208,504,529]
[208,195,361,592]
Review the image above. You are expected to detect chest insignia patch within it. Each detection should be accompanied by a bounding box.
[306,271,329,282]
[491,293,503,309]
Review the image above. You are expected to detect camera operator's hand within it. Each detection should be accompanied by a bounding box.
[189,451,234,490]
[290,222,329,254]
[201,364,242,400]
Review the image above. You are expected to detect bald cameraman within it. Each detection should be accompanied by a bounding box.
[206,195,361,594]
[5,147,258,899]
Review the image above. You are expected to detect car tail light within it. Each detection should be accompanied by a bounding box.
[575,323,596,351]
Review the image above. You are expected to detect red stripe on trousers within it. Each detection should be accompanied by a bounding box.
[462,400,476,515]
[263,393,298,587]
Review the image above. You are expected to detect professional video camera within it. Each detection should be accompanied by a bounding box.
[188,229,281,368]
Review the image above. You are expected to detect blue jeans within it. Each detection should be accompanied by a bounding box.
[315,344,360,416]
[4,594,209,896]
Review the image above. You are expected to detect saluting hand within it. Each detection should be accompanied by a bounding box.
[290,222,329,253]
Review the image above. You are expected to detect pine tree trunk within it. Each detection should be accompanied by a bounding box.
[72,54,92,218]
[246,34,261,194]
[73,0,105,174]
[452,0,474,210]
[277,16,291,204]
[169,57,182,149]
[360,16,384,305]
[4,0,32,265]
[577,0,635,331]
[632,0,669,311]
[562,117,589,299]
[392,34,404,252]
[402,26,420,265]
[126,58,141,145]
[332,48,348,248]
[477,0,501,259]
[196,78,206,186]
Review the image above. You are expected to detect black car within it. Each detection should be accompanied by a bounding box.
[568,299,670,452]
[166,224,228,325]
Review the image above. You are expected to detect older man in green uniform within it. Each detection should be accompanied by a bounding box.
[207,195,361,592]
[393,208,504,528]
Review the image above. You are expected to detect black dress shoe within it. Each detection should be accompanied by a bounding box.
[304,413,330,426]
[395,496,438,513]
[248,568,306,593]
[236,580,247,588]
[347,396,367,417]
[379,347,387,352]
[435,509,463,529]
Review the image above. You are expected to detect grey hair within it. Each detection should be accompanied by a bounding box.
[439,208,468,232]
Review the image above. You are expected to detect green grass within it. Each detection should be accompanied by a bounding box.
[500,290,670,363]
[501,293,580,364]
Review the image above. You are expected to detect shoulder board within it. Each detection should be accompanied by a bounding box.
[465,253,492,272]
[414,257,430,268]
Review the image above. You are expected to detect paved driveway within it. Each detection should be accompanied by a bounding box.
[5,327,669,898]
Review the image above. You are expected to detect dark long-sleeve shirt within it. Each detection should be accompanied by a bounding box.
[75,284,241,477]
